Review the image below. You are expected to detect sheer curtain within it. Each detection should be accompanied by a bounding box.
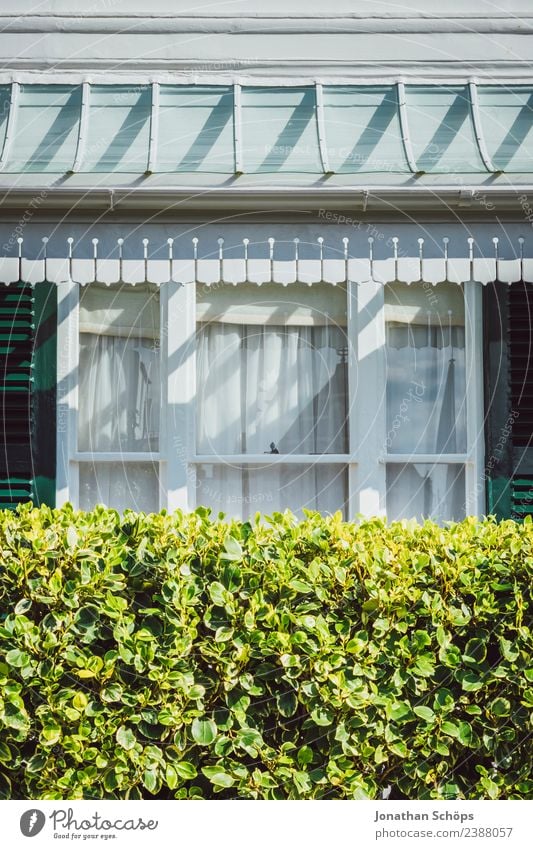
[385,283,466,522]
[77,285,160,513]
[196,283,348,519]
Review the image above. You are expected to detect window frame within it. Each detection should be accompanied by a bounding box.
[56,277,485,519]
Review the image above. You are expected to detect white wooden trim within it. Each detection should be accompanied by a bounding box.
[56,279,79,507]
[315,83,330,174]
[397,81,419,173]
[354,280,387,517]
[347,279,358,518]
[468,82,496,173]
[74,452,162,462]
[464,280,485,516]
[381,454,469,465]
[146,81,160,174]
[0,81,18,171]
[71,81,90,173]
[165,280,196,511]
[233,83,243,174]
[191,454,351,465]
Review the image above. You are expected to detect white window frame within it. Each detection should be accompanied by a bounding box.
[56,279,168,511]
[56,277,485,519]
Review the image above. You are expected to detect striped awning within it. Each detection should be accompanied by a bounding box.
[0,82,532,176]
[3,235,533,285]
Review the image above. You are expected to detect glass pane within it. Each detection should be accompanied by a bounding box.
[406,85,483,172]
[0,85,10,156]
[385,282,466,455]
[83,85,151,172]
[197,324,348,455]
[6,85,80,172]
[196,463,348,520]
[324,85,406,172]
[478,86,533,171]
[241,86,321,173]
[78,285,160,452]
[386,463,465,524]
[79,462,159,513]
[157,85,234,172]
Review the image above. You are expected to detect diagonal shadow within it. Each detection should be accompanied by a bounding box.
[93,89,151,171]
[492,92,533,169]
[177,90,233,172]
[340,89,399,172]
[21,88,82,172]
[416,92,472,171]
[257,89,317,172]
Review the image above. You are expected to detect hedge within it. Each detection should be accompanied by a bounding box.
[0,504,531,800]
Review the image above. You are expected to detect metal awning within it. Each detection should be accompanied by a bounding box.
[3,235,533,285]
[0,82,531,177]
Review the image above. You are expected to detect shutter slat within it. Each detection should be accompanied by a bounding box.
[0,282,34,507]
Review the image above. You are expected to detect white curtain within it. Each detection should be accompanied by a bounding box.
[77,284,161,512]
[79,463,160,514]
[196,323,348,518]
[386,463,465,525]
[385,320,466,522]
[79,334,160,452]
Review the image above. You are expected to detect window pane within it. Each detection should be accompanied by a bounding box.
[83,85,151,172]
[79,463,159,513]
[385,283,466,455]
[7,85,80,173]
[478,86,533,172]
[241,86,322,173]
[78,285,160,452]
[406,85,483,172]
[197,323,348,455]
[324,85,406,173]
[157,85,234,173]
[386,463,465,524]
[196,463,348,520]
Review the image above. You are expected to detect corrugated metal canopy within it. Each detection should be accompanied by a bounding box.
[0,82,532,175]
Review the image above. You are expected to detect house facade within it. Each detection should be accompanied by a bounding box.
[1,0,532,521]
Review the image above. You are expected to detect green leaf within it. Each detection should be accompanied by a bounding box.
[6,649,31,668]
[489,697,511,717]
[387,702,412,723]
[460,671,484,692]
[208,582,226,606]
[310,706,334,726]
[413,706,435,723]
[276,691,298,717]
[441,721,460,739]
[174,761,197,780]
[165,764,179,789]
[202,767,234,788]
[221,536,243,561]
[116,726,136,751]
[191,718,217,746]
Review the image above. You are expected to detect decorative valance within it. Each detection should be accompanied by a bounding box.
[2,235,532,286]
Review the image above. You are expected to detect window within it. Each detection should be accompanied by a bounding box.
[194,282,349,518]
[57,274,483,522]
[384,282,467,523]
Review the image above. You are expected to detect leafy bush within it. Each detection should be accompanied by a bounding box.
[0,504,531,800]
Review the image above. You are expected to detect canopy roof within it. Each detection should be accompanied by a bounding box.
[0,82,532,178]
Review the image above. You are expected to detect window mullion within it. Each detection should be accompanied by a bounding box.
[354,280,387,518]
[464,280,485,515]
[165,280,196,511]
[56,279,79,508]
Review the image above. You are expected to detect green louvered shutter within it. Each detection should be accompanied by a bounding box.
[485,281,533,519]
[0,281,56,509]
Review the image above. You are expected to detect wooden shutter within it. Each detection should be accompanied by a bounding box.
[0,282,56,509]
[485,281,533,519]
